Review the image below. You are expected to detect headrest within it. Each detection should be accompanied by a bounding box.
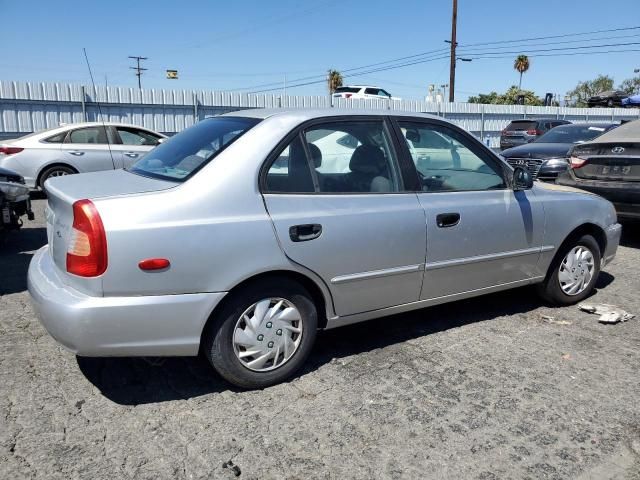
[308,143,322,168]
[349,145,385,174]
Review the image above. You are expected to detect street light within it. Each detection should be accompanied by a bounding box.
[457,57,472,62]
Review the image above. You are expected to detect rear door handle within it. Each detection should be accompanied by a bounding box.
[436,212,460,228]
[68,150,84,156]
[289,224,322,242]
[124,152,140,158]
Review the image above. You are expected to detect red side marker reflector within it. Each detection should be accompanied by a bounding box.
[138,258,170,271]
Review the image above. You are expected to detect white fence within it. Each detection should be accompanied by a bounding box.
[1,80,639,147]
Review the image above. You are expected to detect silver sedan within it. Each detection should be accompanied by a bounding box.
[28,109,621,388]
[0,122,166,189]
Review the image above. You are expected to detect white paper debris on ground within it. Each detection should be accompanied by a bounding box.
[578,303,635,324]
[540,314,572,325]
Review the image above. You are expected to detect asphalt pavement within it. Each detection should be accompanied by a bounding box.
[1,199,639,479]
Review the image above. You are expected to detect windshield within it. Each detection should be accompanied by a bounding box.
[535,125,610,144]
[129,116,260,181]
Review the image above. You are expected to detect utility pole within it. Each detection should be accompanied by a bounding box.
[448,0,458,103]
[128,56,148,90]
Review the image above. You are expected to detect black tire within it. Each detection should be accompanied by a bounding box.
[39,165,76,190]
[203,278,318,389]
[606,99,614,107]
[537,234,601,306]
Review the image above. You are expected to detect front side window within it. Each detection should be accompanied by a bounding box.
[66,127,107,144]
[399,121,505,192]
[117,127,161,146]
[130,116,260,182]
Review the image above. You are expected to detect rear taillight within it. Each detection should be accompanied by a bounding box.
[66,199,108,277]
[501,129,507,135]
[526,129,543,136]
[570,156,588,169]
[0,145,24,155]
[344,93,352,99]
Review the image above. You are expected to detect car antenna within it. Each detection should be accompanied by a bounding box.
[82,48,116,170]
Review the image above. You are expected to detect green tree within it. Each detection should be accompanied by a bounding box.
[327,69,343,94]
[468,86,542,105]
[619,75,640,95]
[566,75,614,107]
[514,55,530,91]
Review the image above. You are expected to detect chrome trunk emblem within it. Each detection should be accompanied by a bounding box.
[611,146,625,154]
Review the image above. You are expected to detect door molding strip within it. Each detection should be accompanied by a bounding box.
[331,263,423,285]
[426,245,554,271]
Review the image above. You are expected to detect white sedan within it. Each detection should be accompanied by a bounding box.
[0,122,166,189]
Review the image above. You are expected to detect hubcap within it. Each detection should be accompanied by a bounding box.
[50,170,69,177]
[232,298,303,372]
[558,246,595,296]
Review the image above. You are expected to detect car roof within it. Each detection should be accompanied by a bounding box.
[509,118,567,122]
[586,119,640,143]
[222,108,439,122]
[556,123,615,128]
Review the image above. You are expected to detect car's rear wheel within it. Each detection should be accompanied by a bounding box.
[39,165,77,190]
[606,99,614,107]
[203,278,318,389]
[537,234,601,305]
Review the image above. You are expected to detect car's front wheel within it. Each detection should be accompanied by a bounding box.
[203,278,318,389]
[537,234,601,305]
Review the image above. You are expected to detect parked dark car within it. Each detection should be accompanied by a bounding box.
[500,119,571,150]
[501,123,617,181]
[556,119,640,220]
[0,166,34,234]
[587,90,628,108]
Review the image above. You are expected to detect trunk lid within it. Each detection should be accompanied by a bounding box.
[573,143,640,182]
[44,169,177,284]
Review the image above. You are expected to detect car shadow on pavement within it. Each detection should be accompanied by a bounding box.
[77,286,555,405]
[0,227,47,295]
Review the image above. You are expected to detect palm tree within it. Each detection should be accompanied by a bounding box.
[514,55,530,91]
[327,69,343,94]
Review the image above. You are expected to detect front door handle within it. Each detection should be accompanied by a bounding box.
[436,212,460,228]
[68,150,84,156]
[124,152,139,158]
[289,224,322,242]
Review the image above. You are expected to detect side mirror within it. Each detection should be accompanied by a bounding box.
[512,166,533,191]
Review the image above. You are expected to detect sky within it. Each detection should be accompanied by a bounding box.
[1,0,639,101]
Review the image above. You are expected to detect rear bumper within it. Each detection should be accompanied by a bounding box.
[556,175,640,219]
[27,246,227,356]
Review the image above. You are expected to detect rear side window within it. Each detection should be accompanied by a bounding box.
[44,132,67,143]
[265,136,315,193]
[116,127,161,146]
[129,116,260,182]
[334,87,361,94]
[66,127,108,144]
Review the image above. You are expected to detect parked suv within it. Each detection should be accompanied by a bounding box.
[29,110,621,389]
[332,85,400,101]
[500,119,571,150]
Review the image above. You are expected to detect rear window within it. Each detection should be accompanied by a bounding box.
[535,125,612,144]
[505,121,537,131]
[334,87,361,93]
[129,116,260,182]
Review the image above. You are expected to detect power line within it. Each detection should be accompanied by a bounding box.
[457,25,640,47]
[234,25,640,93]
[457,32,640,53]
